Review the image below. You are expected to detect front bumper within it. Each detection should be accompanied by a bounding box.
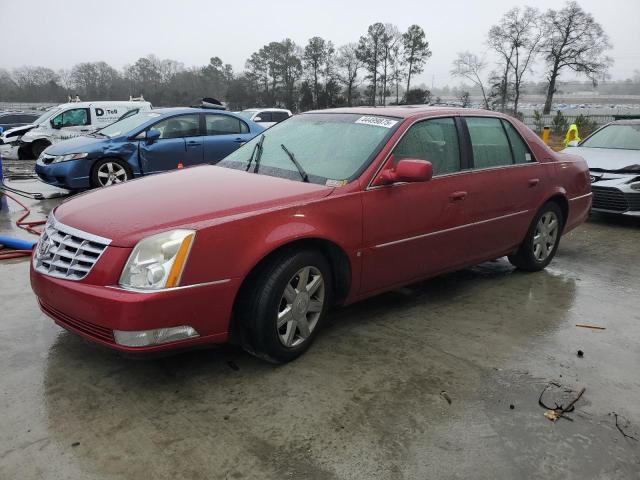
[31,263,241,353]
[591,185,640,216]
[35,157,93,189]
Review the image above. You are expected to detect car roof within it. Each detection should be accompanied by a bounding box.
[243,108,291,113]
[152,107,242,115]
[610,119,640,125]
[306,106,505,120]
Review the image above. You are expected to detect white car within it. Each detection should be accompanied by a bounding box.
[563,120,640,216]
[0,100,152,159]
[236,108,292,129]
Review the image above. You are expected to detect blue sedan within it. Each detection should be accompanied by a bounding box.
[35,108,265,189]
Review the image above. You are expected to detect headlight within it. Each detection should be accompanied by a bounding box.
[630,181,640,191]
[50,152,89,163]
[119,229,195,290]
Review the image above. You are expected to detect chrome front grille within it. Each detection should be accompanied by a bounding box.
[33,215,111,280]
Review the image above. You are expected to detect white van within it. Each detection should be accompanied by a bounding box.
[0,99,152,159]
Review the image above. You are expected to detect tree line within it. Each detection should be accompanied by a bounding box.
[0,1,613,114]
[452,1,612,115]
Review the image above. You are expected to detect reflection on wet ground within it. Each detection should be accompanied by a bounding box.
[1,184,639,479]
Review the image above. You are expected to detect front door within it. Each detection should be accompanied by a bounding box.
[203,114,253,163]
[139,114,202,174]
[361,117,474,294]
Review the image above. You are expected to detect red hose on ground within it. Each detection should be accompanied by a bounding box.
[0,191,46,260]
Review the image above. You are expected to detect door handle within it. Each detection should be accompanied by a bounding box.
[449,191,467,201]
[186,141,200,148]
[528,178,540,187]
[234,138,246,143]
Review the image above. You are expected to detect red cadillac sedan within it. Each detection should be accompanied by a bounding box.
[31,107,592,363]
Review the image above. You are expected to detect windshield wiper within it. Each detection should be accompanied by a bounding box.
[246,134,265,173]
[280,144,309,182]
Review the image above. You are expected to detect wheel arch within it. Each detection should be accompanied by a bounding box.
[544,193,569,228]
[228,237,352,342]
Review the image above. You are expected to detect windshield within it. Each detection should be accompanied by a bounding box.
[34,107,62,125]
[218,113,400,185]
[581,124,640,150]
[236,111,257,120]
[98,111,162,138]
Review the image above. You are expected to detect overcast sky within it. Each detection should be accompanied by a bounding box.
[3,0,639,87]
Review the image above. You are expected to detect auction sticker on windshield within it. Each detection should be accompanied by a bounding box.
[355,116,399,128]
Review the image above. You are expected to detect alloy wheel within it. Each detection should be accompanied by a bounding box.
[532,211,559,261]
[97,162,128,187]
[277,266,325,348]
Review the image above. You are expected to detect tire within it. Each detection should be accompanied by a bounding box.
[90,158,132,188]
[508,201,564,272]
[30,141,50,159]
[236,249,333,363]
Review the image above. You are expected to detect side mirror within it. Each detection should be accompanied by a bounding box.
[50,119,60,129]
[566,140,579,147]
[373,158,433,186]
[146,129,161,144]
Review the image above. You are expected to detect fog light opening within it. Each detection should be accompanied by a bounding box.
[113,326,199,347]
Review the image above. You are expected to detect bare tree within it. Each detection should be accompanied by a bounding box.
[451,52,489,109]
[540,1,612,114]
[488,7,543,115]
[402,25,431,99]
[336,43,361,107]
[488,22,515,112]
[389,42,405,104]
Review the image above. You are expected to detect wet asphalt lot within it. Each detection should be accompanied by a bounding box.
[1,171,639,479]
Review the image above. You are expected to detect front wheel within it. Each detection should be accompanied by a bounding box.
[508,202,564,271]
[30,141,50,159]
[236,249,332,363]
[91,158,131,188]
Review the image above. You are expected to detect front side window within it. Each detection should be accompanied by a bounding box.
[205,115,248,135]
[218,113,399,184]
[466,117,513,169]
[581,124,640,150]
[52,108,89,128]
[149,114,200,139]
[392,117,461,176]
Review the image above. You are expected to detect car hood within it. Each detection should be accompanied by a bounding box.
[564,146,640,172]
[1,124,36,139]
[53,165,334,247]
[45,135,107,155]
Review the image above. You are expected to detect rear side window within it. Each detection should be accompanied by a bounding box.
[255,112,273,123]
[392,117,461,175]
[205,115,249,135]
[150,114,200,139]
[503,121,533,164]
[466,117,513,169]
[0,115,18,123]
[271,111,290,123]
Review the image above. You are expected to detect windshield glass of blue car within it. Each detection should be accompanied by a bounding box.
[581,124,640,150]
[217,113,400,185]
[98,112,162,138]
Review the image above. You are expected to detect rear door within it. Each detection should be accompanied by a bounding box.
[139,114,202,173]
[459,116,545,260]
[361,116,475,293]
[202,114,252,163]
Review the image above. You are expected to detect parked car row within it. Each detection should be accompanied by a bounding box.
[30,106,593,363]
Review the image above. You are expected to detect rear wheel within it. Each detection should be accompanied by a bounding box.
[508,201,564,271]
[91,158,131,188]
[236,249,332,363]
